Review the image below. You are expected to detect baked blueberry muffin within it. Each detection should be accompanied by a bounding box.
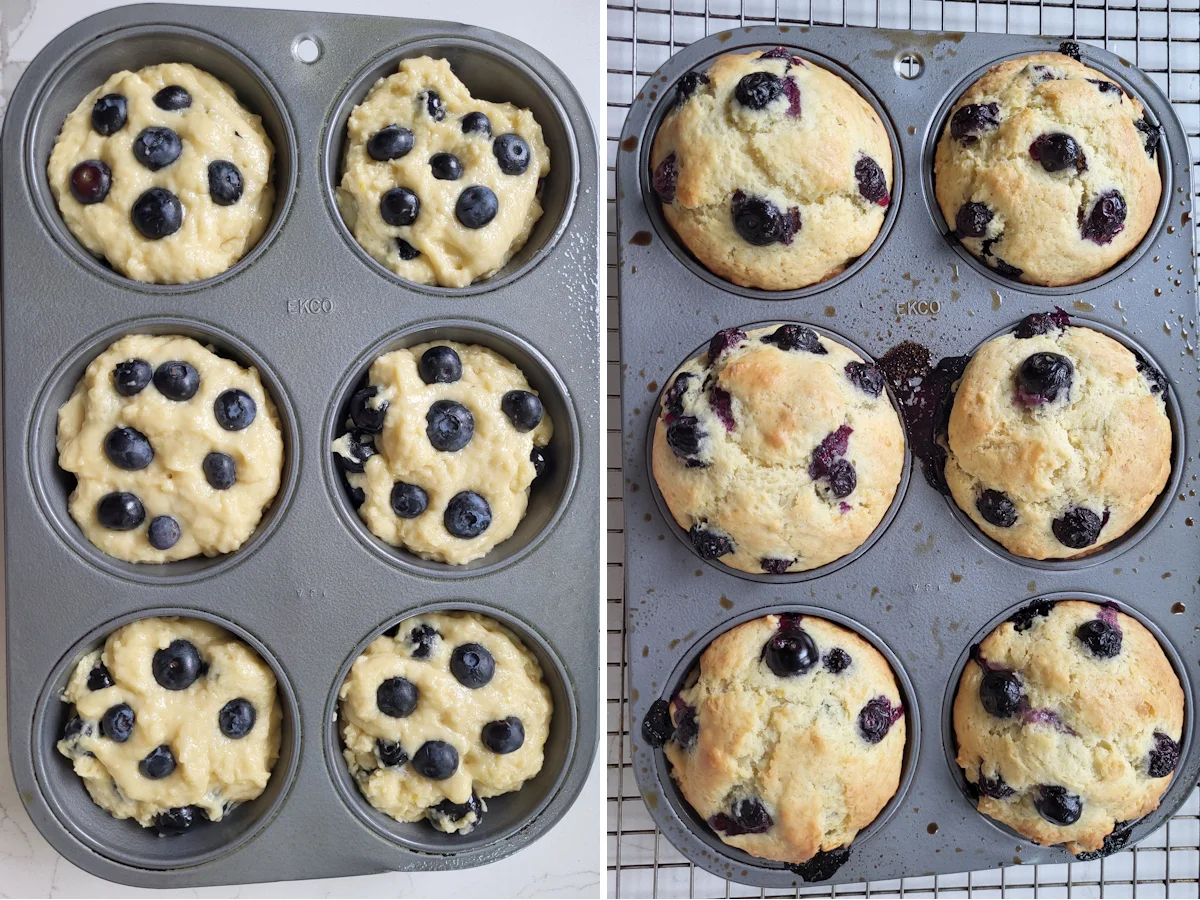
[649,48,892,290]
[338,57,549,287]
[57,617,282,836]
[945,312,1171,559]
[663,614,905,868]
[56,334,285,563]
[954,599,1184,854]
[338,611,552,834]
[934,52,1161,286]
[652,325,904,574]
[47,63,275,284]
[332,341,552,565]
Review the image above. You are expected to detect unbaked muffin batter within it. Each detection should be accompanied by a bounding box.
[47,62,274,284]
[339,611,552,833]
[333,340,552,565]
[337,57,549,287]
[57,334,285,563]
[57,617,282,835]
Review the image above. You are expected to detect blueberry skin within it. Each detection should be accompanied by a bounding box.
[152,639,204,691]
[1076,618,1122,658]
[367,125,414,161]
[688,524,734,559]
[409,624,439,658]
[501,390,543,432]
[380,187,420,226]
[391,481,429,518]
[396,238,420,260]
[955,202,993,239]
[139,744,177,779]
[461,112,491,136]
[481,716,525,754]
[823,648,852,673]
[731,193,792,246]
[91,93,127,135]
[97,492,145,531]
[1035,785,1083,825]
[113,359,152,396]
[376,739,408,767]
[153,360,200,401]
[444,491,491,538]
[376,676,418,718]
[845,361,884,397]
[131,187,183,240]
[63,716,89,741]
[976,489,1018,527]
[493,133,531,175]
[412,740,459,780]
[132,126,182,171]
[432,793,483,825]
[641,700,674,747]
[666,416,705,461]
[1030,132,1084,173]
[69,160,112,205]
[349,385,388,434]
[100,703,135,742]
[451,642,495,688]
[950,102,1000,143]
[203,452,237,490]
[425,400,475,451]
[148,516,181,551]
[762,626,818,677]
[153,85,192,110]
[1052,506,1105,549]
[708,797,773,835]
[1148,731,1180,778]
[104,427,154,471]
[430,152,463,181]
[213,389,257,431]
[734,72,783,109]
[1017,352,1073,404]
[334,433,376,474]
[418,346,462,384]
[456,186,499,229]
[423,90,446,121]
[207,160,243,206]
[218,698,257,738]
[154,806,201,837]
[979,669,1022,718]
[87,663,114,691]
[530,445,549,478]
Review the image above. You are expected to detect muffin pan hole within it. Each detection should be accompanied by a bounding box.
[292,36,322,65]
[894,52,924,80]
[31,608,301,871]
[25,24,297,293]
[324,320,578,578]
[322,36,579,295]
[323,601,576,853]
[29,317,300,584]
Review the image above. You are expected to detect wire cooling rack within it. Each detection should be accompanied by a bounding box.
[605,0,1200,896]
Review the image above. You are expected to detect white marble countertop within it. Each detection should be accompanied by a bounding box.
[0,0,602,895]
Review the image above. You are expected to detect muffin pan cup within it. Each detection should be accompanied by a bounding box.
[3,3,598,888]
[618,24,1197,889]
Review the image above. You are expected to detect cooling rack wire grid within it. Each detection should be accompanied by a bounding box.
[606,0,1200,895]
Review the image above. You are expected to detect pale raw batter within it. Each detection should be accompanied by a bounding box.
[339,611,552,833]
[57,617,281,834]
[337,57,549,287]
[333,340,552,565]
[57,334,284,563]
[48,62,275,284]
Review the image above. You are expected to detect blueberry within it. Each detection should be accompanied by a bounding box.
[376,739,408,767]
[444,491,491,538]
[976,489,1018,527]
[1075,821,1135,861]
[103,427,154,471]
[132,126,182,171]
[530,445,549,478]
[63,715,89,740]
[87,664,114,691]
[501,390,543,432]
[652,152,677,203]
[731,191,797,246]
[1016,352,1073,405]
[367,125,415,161]
[396,238,420,260]
[380,187,420,226]
[1148,731,1180,778]
[461,112,491,136]
[1080,189,1127,244]
[1052,506,1105,549]
[1135,116,1162,158]
[823,648,851,673]
[760,557,795,574]
[426,400,474,451]
[950,103,1000,143]
[1087,78,1123,96]
[709,385,735,432]
[845,361,884,396]
[493,133,531,176]
[1013,308,1071,339]
[334,433,376,474]
[855,155,889,206]
[131,187,183,239]
[390,481,429,518]
[207,160,243,206]
[451,643,495,688]
[153,85,191,110]
[218,698,256,738]
[212,388,257,431]
[708,797,772,835]
[641,699,674,747]
[376,676,418,718]
[809,425,853,494]
[734,72,783,109]
[153,360,199,400]
[456,186,498,229]
[1136,354,1167,396]
[674,71,709,107]
[762,324,825,354]
[97,492,145,530]
[1076,618,1122,657]
[113,359,152,396]
[1009,599,1056,632]
[349,486,366,507]
[139,744,176,779]
[153,639,204,690]
[349,386,388,434]
[955,202,993,239]
[154,806,201,836]
[409,624,439,658]
[822,459,857,499]
[431,793,483,825]
[689,523,733,559]
[762,625,817,677]
[423,90,445,121]
[203,452,237,490]
[100,703,135,742]
[991,257,1024,279]
[673,704,699,750]
[481,716,525,754]
[413,740,459,779]
[1035,785,1083,826]
[416,346,461,385]
[430,152,463,181]
[1030,132,1085,173]
[858,696,902,743]
[708,327,746,362]
[979,669,1022,718]
[69,160,112,205]
[977,773,1016,799]
[91,93,127,135]
[1059,40,1082,61]
[788,847,851,883]
[148,516,181,551]
[662,372,696,418]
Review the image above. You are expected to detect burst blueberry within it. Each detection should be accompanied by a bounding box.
[1076,617,1122,657]
[858,696,902,743]
[950,103,1000,143]
[673,71,709,107]
[955,202,993,239]
[731,191,797,246]
[855,155,889,206]
[688,523,733,559]
[1148,731,1180,778]
[1016,352,1073,405]
[845,361,884,396]
[976,489,1017,527]
[823,648,851,673]
[734,72,783,110]
[760,557,795,575]
[763,324,824,354]
[1052,506,1105,549]
[652,152,678,203]
[1080,189,1127,244]
[708,798,772,835]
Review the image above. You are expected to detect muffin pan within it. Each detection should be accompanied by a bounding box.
[618,24,1197,889]
[3,3,597,888]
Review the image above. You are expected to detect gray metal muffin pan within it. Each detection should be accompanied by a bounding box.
[617,24,1198,889]
[2,2,598,888]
